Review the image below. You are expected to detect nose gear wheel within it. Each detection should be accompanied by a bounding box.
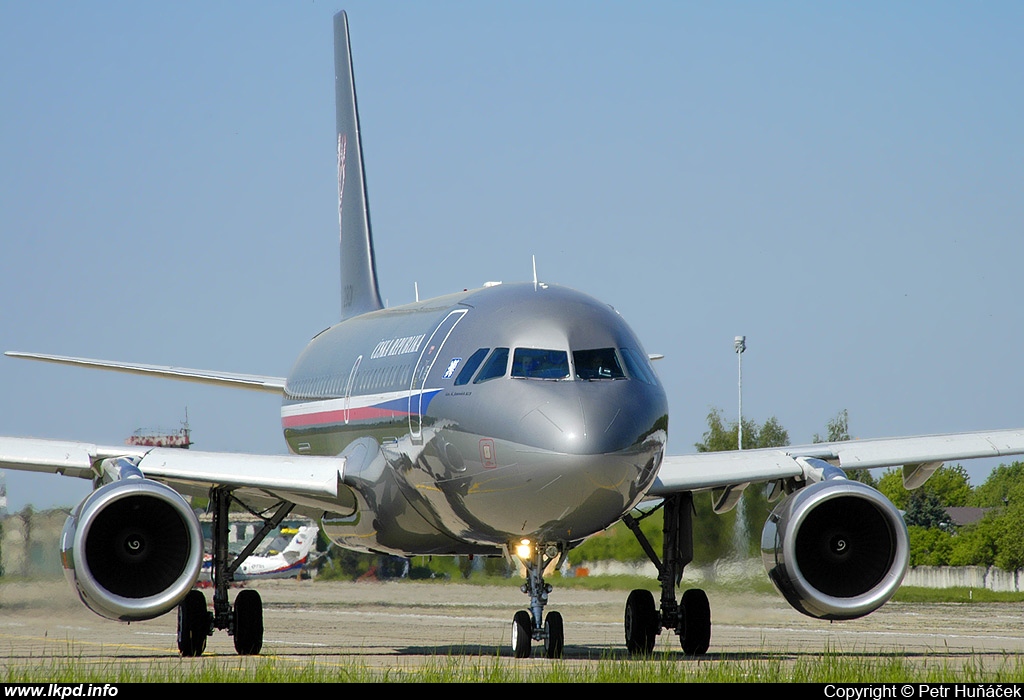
[507,542,566,659]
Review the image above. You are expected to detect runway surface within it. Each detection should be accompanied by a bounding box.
[2,578,1023,675]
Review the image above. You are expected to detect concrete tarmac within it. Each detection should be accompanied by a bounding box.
[2,578,1023,676]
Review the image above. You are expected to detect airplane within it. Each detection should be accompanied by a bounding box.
[199,525,320,583]
[3,9,1024,659]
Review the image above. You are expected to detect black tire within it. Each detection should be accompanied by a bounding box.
[511,609,532,659]
[624,589,658,655]
[679,588,711,656]
[543,611,564,659]
[177,589,209,657]
[233,589,264,655]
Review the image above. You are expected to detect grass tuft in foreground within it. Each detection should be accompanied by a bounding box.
[5,648,1024,683]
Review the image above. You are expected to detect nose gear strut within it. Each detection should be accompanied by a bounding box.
[508,541,566,659]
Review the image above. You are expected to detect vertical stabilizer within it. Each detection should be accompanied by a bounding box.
[334,11,383,320]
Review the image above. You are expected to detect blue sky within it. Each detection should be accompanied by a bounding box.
[1,2,1022,511]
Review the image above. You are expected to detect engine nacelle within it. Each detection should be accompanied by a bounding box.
[61,478,204,621]
[761,478,909,620]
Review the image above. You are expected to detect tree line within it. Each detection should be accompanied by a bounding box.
[877,461,1024,571]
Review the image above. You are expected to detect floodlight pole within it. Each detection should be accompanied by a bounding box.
[734,336,746,450]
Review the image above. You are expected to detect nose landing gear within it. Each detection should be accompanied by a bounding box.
[508,540,566,659]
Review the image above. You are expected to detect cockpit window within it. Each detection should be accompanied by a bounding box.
[620,347,656,384]
[473,347,509,383]
[573,348,625,380]
[454,348,489,386]
[512,348,570,380]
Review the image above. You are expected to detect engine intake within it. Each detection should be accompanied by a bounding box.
[761,478,909,620]
[61,478,204,621]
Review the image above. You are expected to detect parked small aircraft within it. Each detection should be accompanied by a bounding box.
[3,11,1024,659]
[199,526,319,583]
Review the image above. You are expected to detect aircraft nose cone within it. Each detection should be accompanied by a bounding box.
[515,381,661,455]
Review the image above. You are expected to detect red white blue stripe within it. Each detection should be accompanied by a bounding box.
[281,389,442,429]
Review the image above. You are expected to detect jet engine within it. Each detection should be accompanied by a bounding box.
[761,477,909,620]
[61,478,204,621]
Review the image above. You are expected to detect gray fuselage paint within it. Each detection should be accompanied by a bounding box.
[281,282,668,556]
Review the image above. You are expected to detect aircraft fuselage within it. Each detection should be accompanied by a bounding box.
[281,282,668,556]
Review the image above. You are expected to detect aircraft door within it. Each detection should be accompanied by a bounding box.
[409,309,467,439]
[343,355,362,424]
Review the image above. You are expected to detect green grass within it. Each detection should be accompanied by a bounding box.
[893,586,1024,603]
[5,648,1024,683]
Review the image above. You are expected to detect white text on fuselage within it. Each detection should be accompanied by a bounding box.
[371,334,426,359]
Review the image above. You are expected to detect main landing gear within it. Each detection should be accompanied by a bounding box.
[176,487,292,657]
[622,491,712,655]
[508,539,565,659]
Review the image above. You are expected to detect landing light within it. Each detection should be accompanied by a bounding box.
[516,539,533,560]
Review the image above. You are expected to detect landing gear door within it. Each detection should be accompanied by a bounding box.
[409,309,467,440]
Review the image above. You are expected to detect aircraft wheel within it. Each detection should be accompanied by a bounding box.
[624,589,657,655]
[679,588,711,656]
[233,589,264,655]
[543,611,564,659]
[177,589,209,657]
[511,610,532,659]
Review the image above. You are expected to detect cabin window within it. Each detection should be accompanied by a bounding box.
[474,348,509,383]
[454,348,490,386]
[573,348,625,380]
[512,348,570,380]
[620,347,656,384]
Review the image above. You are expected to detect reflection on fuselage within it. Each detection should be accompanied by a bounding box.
[282,282,668,555]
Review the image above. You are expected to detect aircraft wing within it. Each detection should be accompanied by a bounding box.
[5,352,287,394]
[0,436,349,510]
[650,428,1024,495]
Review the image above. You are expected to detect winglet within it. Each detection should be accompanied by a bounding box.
[334,11,384,320]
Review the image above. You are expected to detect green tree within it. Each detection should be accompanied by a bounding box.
[877,464,978,567]
[990,479,1024,571]
[947,515,999,567]
[970,461,1024,507]
[927,465,971,507]
[693,408,790,560]
[903,490,952,529]
[876,468,902,508]
[877,465,970,511]
[695,408,789,453]
[569,516,660,565]
[813,409,851,444]
[757,416,790,451]
[907,525,955,566]
[812,409,877,486]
